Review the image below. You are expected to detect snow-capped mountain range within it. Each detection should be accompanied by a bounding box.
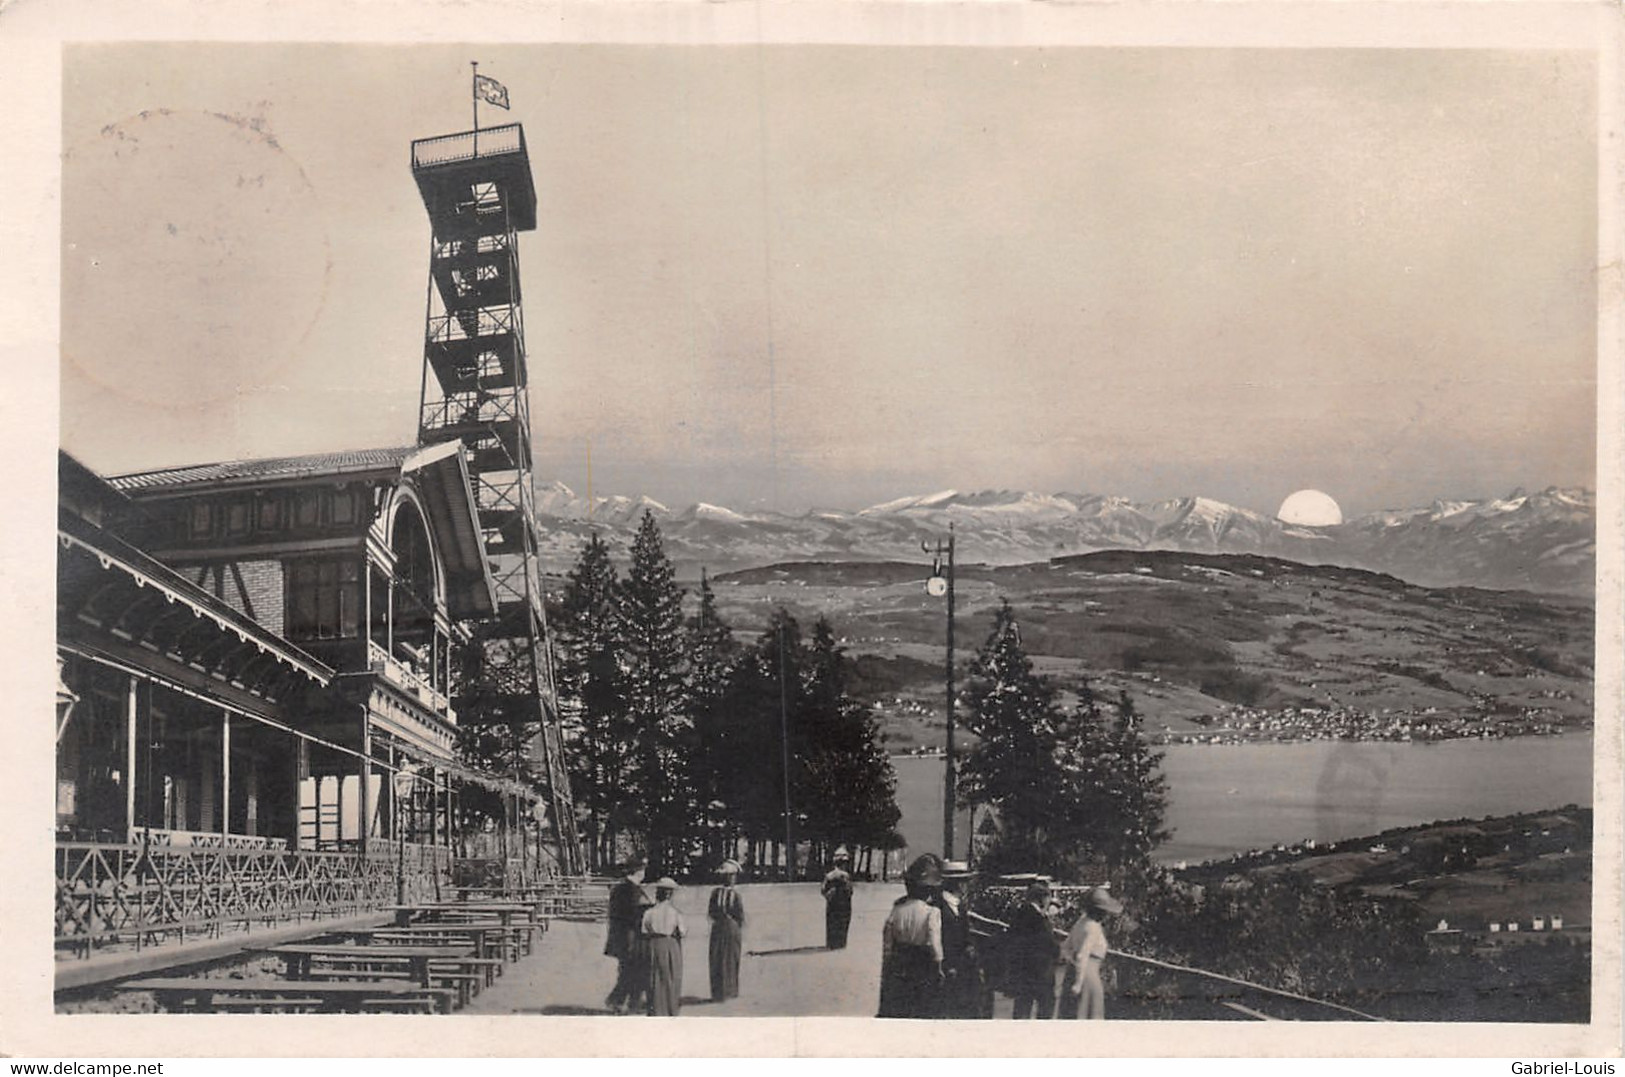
[531,482,1595,595]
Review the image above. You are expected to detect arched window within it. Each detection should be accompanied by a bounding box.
[392,505,436,610]
[390,501,439,664]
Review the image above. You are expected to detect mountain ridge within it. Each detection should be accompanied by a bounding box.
[530,482,1595,595]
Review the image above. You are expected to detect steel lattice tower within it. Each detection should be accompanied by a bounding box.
[410,123,583,874]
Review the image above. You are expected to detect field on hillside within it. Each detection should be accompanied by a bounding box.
[698,552,1594,750]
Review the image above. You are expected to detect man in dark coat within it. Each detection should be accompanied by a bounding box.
[821,847,855,950]
[1006,879,1059,1019]
[936,860,987,1018]
[603,857,653,1014]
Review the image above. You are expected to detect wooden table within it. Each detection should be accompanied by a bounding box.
[390,902,546,929]
[265,943,473,989]
[330,921,533,962]
[453,885,573,912]
[118,976,454,1014]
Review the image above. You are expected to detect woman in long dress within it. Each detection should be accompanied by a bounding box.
[641,878,686,1016]
[1058,887,1122,1020]
[821,848,854,949]
[707,860,746,1001]
[877,854,944,1019]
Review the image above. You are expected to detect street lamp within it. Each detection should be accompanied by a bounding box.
[393,764,420,904]
[922,524,956,859]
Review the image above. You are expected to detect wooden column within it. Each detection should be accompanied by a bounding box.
[220,708,231,838]
[124,674,138,835]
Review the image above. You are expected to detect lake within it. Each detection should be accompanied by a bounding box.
[891,732,1595,865]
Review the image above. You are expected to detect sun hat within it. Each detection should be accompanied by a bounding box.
[717,859,742,875]
[940,860,973,878]
[652,877,679,891]
[905,854,943,887]
[833,846,851,861]
[1087,887,1124,916]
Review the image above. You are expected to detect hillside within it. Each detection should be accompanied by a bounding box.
[696,550,1594,750]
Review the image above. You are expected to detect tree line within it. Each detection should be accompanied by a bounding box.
[540,511,903,877]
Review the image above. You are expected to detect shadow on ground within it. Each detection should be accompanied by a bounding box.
[746,945,829,957]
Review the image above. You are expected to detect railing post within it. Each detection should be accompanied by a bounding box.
[220,709,231,840]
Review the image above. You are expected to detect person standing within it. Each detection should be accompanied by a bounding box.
[641,877,686,1016]
[1006,879,1060,1019]
[604,857,654,1015]
[821,847,855,950]
[937,860,987,1018]
[707,859,746,1002]
[877,854,945,1018]
[1058,887,1122,1020]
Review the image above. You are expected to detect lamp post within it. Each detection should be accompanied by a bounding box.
[393,765,419,905]
[923,524,956,859]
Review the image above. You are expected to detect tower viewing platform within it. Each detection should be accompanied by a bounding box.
[410,124,537,232]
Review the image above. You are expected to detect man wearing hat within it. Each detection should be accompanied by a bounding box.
[878,853,945,1018]
[641,877,686,1016]
[821,847,855,950]
[936,860,986,1018]
[1058,886,1123,1020]
[603,856,653,1014]
[1006,879,1060,1019]
[707,859,746,1002]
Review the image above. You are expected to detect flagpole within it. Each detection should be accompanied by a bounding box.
[471,60,480,154]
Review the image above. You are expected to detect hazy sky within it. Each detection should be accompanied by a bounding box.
[60,44,1597,517]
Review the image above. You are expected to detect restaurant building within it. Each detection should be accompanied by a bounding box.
[55,443,548,959]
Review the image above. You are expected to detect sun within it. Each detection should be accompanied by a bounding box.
[1277,489,1344,527]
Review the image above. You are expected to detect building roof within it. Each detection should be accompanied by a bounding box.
[108,447,418,494]
[103,442,499,620]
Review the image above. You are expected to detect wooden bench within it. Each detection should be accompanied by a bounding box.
[117,976,456,1014]
[303,967,485,1008]
[264,942,474,989]
[432,955,505,988]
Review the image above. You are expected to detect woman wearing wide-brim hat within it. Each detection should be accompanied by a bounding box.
[878,854,945,1018]
[1058,886,1124,1020]
[707,860,745,1002]
[640,877,686,1016]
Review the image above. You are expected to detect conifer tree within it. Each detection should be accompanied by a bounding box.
[960,599,1066,870]
[615,511,690,873]
[549,531,630,867]
[962,601,1171,876]
[686,569,739,861]
[800,617,901,861]
[1104,689,1172,865]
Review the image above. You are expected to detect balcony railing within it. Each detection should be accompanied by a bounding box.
[411,124,524,169]
[367,640,452,720]
[427,306,515,344]
[55,839,453,957]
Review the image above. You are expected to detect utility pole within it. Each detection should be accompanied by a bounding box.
[924,524,956,858]
[778,619,795,881]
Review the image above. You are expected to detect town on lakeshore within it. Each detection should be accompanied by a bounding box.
[42,40,1607,1044]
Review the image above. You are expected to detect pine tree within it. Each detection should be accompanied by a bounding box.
[962,601,1171,877]
[959,599,1067,871]
[800,617,901,861]
[1104,689,1172,866]
[686,569,740,862]
[614,511,690,873]
[550,531,630,867]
